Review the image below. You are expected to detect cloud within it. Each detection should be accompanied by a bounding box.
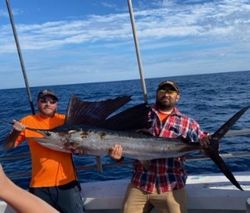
[1,0,250,52]
[1,0,250,89]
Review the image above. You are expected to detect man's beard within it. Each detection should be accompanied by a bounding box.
[156,99,174,111]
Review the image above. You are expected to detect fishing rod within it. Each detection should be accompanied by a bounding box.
[5,0,35,115]
[127,0,148,103]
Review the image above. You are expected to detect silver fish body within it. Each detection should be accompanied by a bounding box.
[35,128,200,161]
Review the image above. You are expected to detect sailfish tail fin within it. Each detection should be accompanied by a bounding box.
[206,148,243,190]
[206,106,250,191]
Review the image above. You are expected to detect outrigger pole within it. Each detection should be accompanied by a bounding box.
[6,0,35,115]
[127,0,148,103]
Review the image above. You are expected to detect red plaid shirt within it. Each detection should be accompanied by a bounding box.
[131,106,207,193]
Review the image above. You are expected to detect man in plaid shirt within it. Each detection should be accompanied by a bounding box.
[111,80,210,213]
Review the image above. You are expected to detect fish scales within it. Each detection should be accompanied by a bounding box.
[66,129,200,160]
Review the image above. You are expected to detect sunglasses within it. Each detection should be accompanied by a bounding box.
[39,98,57,104]
[158,89,177,95]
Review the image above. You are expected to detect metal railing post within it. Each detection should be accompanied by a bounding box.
[6,0,35,114]
[127,0,148,103]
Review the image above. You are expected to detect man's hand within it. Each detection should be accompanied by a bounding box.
[199,134,211,148]
[12,120,26,132]
[109,144,123,160]
[4,120,25,150]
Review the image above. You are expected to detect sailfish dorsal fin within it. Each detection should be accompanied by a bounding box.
[63,95,131,127]
[103,103,152,130]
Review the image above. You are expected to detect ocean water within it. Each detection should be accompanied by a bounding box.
[0,71,250,189]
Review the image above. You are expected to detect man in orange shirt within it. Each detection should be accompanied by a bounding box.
[5,89,85,213]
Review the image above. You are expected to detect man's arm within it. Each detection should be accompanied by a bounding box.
[5,120,25,149]
[0,164,58,213]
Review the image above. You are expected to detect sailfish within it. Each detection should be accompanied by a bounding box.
[24,95,248,191]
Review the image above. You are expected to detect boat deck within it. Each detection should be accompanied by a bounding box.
[82,172,250,213]
[1,172,250,212]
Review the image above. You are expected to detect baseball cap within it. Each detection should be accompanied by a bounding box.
[37,89,58,101]
[157,80,180,94]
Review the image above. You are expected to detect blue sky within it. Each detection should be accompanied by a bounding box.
[0,0,250,89]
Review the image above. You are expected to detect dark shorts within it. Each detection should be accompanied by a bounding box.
[29,181,85,213]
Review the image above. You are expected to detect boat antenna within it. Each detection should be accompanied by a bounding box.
[127,0,148,104]
[5,0,35,115]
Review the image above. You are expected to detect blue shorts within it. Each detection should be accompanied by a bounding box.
[29,181,85,213]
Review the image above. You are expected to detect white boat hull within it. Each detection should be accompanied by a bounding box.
[82,172,250,212]
[1,172,250,213]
